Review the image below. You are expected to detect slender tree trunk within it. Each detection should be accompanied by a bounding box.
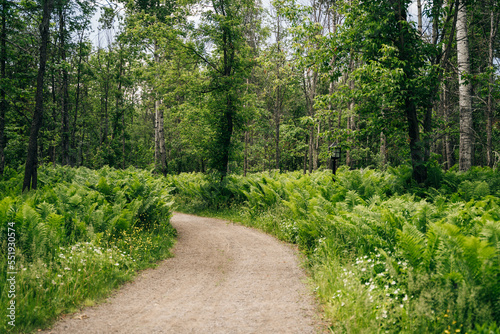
[303,149,307,174]
[104,61,109,143]
[154,97,167,173]
[98,51,110,146]
[220,93,234,179]
[327,2,338,171]
[304,70,317,173]
[50,72,57,165]
[345,55,355,168]
[443,82,454,169]
[154,98,159,164]
[308,127,313,173]
[274,13,281,171]
[346,99,355,167]
[23,0,53,191]
[313,122,319,170]
[327,82,334,171]
[345,115,351,167]
[275,88,281,171]
[158,104,166,174]
[423,108,433,163]
[153,44,167,175]
[486,8,496,167]
[417,0,422,34]
[312,73,318,172]
[59,5,69,165]
[78,86,88,166]
[153,44,159,166]
[0,0,7,175]
[380,131,387,166]
[114,50,124,166]
[457,0,473,171]
[79,131,85,166]
[122,111,126,169]
[71,32,85,166]
[244,130,248,176]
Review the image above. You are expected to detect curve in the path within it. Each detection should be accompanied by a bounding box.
[43,212,324,334]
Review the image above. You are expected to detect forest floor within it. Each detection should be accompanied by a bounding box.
[42,212,327,334]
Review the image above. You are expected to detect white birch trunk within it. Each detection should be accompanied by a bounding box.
[486,9,497,167]
[457,0,473,171]
[153,44,167,173]
[417,0,422,34]
[154,98,159,164]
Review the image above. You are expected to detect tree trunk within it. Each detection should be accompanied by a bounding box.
[313,122,319,170]
[23,0,53,191]
[220,93,234,179]
[122,112,126,169]
[303,149,307,174]
[394,1,427,183]
[274,12,281,171]
[158,103,167,174]
[154,98,159,165]
[486,8,497,167]
[345,112,356,168]
[406,96,427,183]
[380,131,387,166]
[457,0,473,171]
[304,69,317,173]
[308,127,313,173]
[417,0,422,34]
[153,44,167,175]
[0,0,7,175]
[443,82,454,170]
[71,32,85,166]
[59,4,69,165]
[50,71,57,165]
[244,130,248,176]
[114,51,124,166]
[345,55,355,168]
[154,97,167,174]
[275,91,280,171]
[98,51,110,146]
[346,104,355,168]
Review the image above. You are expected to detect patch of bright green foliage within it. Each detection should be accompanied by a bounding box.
[0,165,176,333]
[169,166,500,333]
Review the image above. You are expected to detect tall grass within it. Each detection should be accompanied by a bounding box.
[169,166,500,333]
[0,165,176,333]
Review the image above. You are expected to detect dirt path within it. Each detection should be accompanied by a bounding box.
[43,212,326,334]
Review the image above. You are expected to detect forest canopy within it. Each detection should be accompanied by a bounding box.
[0,0,498,186]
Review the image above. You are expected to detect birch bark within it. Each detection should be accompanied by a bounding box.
[457,0,473,171]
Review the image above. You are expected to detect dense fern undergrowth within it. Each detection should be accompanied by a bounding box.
[0,165,176,333]
[169,166,500,334]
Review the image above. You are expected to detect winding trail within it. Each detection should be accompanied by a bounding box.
[44,212,325,334]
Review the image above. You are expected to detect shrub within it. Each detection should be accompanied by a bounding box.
[0,165,176,333]
[170,167,500,333]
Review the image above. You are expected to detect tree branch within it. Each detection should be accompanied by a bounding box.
[177,41,222,75]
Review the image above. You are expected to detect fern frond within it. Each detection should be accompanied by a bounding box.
[397,223,425,268]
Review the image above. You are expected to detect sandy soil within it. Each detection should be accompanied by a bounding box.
[43,212,326,334]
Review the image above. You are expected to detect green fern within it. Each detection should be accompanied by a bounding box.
[397,223,425,268]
